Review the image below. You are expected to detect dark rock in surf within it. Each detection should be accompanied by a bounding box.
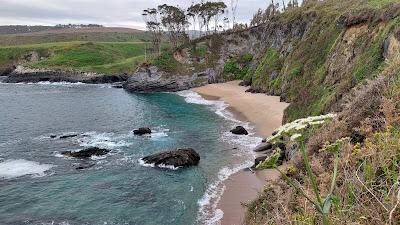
[230,126,248,135]
[74,162,95,170]
[251,155,270,169]
[61,147,110,158]
[253,143,273,152]
[59,133,79,139]
[133,127,152,135]
[50,135,57,138]
[141,148,200,168]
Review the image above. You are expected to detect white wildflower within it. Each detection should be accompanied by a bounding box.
[290,133,302,141]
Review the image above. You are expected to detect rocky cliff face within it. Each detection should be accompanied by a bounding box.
[123,65,216,92]
[124,1,400,124]
[3,66,127,83]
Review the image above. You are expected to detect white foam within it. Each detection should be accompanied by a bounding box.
[177,90,262,224]
[138,158,181,170]
[197,161,254,225]
[77,131,133,149]
[37,81,85,86]
[0,159,55,179]
[177,90,241,123]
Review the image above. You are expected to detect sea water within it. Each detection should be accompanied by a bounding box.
[0,82,261,225]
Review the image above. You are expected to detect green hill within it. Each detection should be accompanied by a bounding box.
[0,41,158,74]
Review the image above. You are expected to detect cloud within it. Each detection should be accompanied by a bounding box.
[0,0,275,29]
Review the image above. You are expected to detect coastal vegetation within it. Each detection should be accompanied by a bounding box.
[239,0,400,223]
[0,41,163,74]
[136,0,400,223]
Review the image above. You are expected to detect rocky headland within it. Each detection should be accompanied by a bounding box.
[2,65,128,84]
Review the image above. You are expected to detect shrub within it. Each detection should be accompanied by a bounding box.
[152,51,178,73]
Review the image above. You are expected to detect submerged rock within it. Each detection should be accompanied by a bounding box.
[61,147,110,158]
[230,126,248,135]
[141,148,200,168]
[74,162,95,170]
[133,127,152,135]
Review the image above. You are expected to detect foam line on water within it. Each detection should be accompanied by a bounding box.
[138,158,181,170]
[177,90,242,123]
[177,90,262,224]
[0,159,55,179]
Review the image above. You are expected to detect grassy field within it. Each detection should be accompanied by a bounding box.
[0,31,151,46]
[0,41,161,74]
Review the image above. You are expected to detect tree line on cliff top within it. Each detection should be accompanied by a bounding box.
[142,0,314,54]
[142,1,230,53]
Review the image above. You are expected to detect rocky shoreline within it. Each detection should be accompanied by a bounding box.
[123,65,217,92]
[2,66,128,84]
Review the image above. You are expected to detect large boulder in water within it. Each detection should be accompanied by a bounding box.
[61,147,110,158]
[133,127,152,135]
[141,148,200,168]
[230,126,248,135]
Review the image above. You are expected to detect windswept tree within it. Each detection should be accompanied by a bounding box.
[187,3,201,36]
[210,2,227,32]
[158,4,189,48]
[142,8,163,55]
[250,8,263,27]
[250,2,280,27]
[197,1,227,35]
[229,0,238,28]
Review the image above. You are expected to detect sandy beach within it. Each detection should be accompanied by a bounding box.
[192,81,289,225]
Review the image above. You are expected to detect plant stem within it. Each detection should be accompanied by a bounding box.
[329,154,339,195]
[300,142,323,206]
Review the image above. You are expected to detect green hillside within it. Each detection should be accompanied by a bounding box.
[0,31,151,46]
[0,41,164,74]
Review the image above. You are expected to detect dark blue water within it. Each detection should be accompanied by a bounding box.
[0,82,260,225]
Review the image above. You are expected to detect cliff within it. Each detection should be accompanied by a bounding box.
[125,0,399,123]
[123,0,400,223]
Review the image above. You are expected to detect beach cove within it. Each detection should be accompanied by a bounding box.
[193,81,289,225]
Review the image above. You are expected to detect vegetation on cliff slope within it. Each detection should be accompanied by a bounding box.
[244,0,400,224]
[243,0,400,122]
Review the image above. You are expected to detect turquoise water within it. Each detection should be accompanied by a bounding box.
[0,82,260,225]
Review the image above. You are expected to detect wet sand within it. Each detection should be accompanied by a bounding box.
[192,81,289,225]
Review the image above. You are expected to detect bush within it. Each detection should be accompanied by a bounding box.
[153,51,178,73]
[223,54,253,80]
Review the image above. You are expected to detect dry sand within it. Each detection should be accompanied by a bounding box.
[192,81,289,225]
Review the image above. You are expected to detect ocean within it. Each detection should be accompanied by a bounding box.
[0,82,260,225]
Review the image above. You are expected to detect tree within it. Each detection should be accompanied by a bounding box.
[142,8,163,55]
[187,3,201,37]
[250,8,263,27]
[230,0,238,29]
[158,4,189,48]
[210,2,227,32]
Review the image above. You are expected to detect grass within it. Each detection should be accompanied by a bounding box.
[0,32,152,46]
[248,48,280,87]
[0,41,155,74]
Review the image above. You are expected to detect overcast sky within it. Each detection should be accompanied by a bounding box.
[0,0,277,30]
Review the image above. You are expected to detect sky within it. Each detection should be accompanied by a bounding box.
[0,0,276,30]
